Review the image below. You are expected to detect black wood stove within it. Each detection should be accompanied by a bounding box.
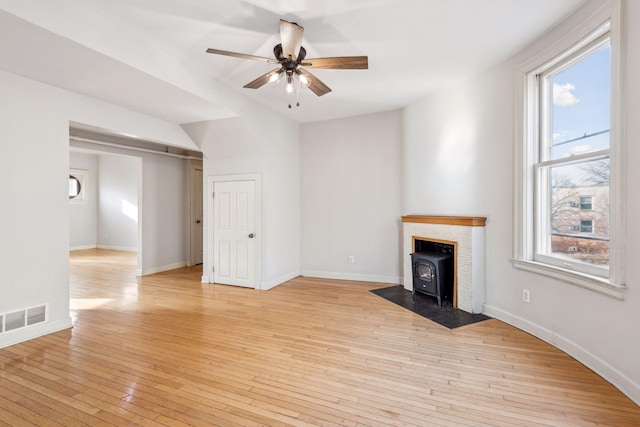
[410,251,453,306]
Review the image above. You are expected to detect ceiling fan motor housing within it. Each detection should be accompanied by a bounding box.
[273,44,306,62]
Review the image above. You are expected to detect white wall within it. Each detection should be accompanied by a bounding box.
[300,111,403,283]
[0,71,71,346]
[139,151,188,275]
[0,69,195,348]
[183,108,300,290]
[97,154,139,252]
[402,0,640,404]
[69,151,98,249]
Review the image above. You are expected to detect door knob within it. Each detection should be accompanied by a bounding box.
[196,220,201,224]
[248,233,255,238]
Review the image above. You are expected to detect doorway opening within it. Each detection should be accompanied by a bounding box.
[69,149,142,272]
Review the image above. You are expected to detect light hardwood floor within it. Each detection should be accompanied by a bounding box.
[0,249,638,426]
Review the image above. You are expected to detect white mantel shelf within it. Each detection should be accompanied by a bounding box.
[401,215,487,227]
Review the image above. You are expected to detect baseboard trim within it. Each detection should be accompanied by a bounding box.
[483,304,640,406]
[139,261,187,276]
[201,275,210,284]
[261,271,300,291]
[97,245,137,253]
[69,244,97,251]
[301,270,400,285]
[482,305,555,343]
[0,317,73,349]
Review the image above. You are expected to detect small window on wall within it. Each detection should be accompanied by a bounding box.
[69,169,88,203]
[579,195,593,210]
[580,219,594,233]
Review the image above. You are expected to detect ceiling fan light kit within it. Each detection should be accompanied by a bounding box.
[206,19,368,109]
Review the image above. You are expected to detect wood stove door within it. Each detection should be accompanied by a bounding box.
[414,261,438,295]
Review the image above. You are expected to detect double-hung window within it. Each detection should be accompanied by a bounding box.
[535,32,610,277]
[580,220,594,234]
[514,2,625,298]
[579,196,593,210]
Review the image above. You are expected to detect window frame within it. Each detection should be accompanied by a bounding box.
[69,168,89,204]
[512,0,626,300]
[533,34,611,279]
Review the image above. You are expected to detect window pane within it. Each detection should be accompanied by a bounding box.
[546,158,609,266]
[69,176,81,199]
[579,196,593,210]
[580,219,594,233]
[548,43,610,160]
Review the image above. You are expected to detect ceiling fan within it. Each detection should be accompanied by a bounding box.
[206,19,368,108]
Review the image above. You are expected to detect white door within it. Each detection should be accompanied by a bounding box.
[190,166,203,265]
[213,180,255,287]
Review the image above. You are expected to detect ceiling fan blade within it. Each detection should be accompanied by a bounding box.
[303,56,368,69]
[280,19,304,61]
[298,68,331,97]
[206,48,276,63]
[243,68,282,89]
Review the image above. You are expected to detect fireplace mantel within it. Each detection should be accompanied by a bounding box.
[402,215,486,314]
[402,215,486,227]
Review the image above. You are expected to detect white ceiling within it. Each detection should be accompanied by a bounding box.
[0,0,586,124]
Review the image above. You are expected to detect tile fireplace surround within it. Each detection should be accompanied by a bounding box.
[402,215,487,314]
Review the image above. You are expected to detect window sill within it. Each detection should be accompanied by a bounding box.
[512,259,626,300]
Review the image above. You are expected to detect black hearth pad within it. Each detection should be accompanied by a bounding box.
[370,285,490,329]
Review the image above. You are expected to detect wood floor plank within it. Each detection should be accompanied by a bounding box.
[0,248,637,426]
[0,393,61,427]
[0,376,103,426]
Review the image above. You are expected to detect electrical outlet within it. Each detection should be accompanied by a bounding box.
[348,255,355,264]
[522,289,531,303]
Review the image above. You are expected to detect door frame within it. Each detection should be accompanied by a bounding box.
[188,161,203,266]
[205,173,262,288]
